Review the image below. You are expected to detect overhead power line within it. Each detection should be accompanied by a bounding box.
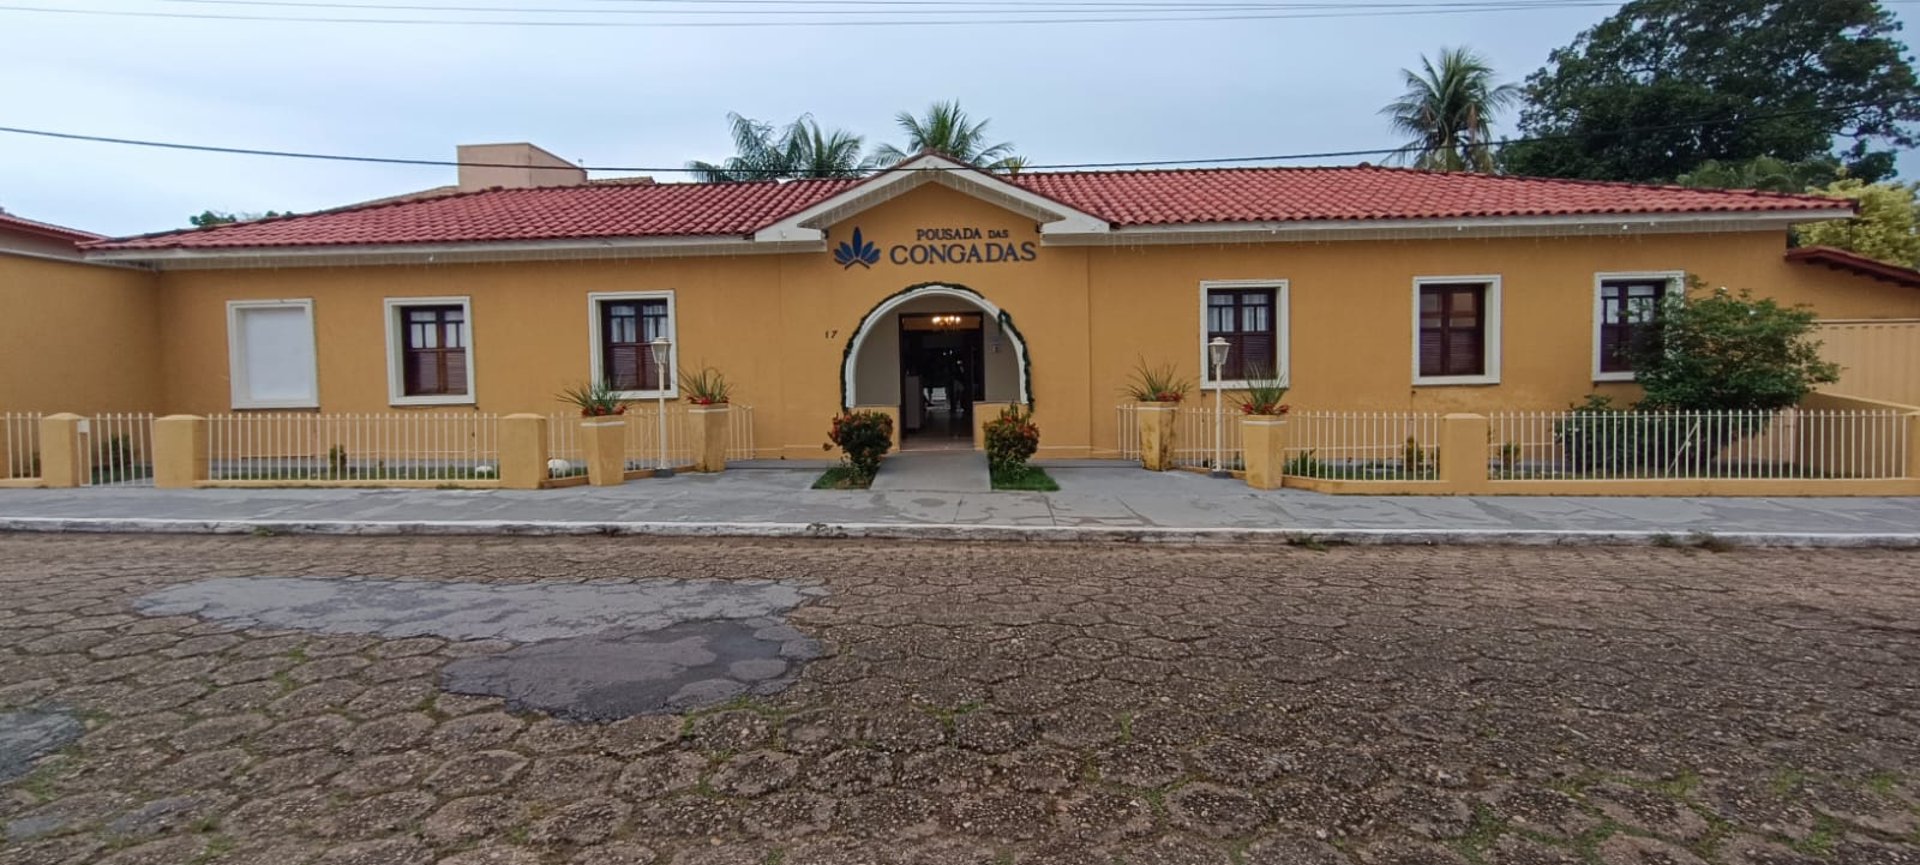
[0,0,1644,27]
[0,98,1909,177]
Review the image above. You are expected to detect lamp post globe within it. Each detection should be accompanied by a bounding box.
[650,336,674,478]
[1207,337,1230,479]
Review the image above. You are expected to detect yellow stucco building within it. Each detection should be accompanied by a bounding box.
[10,150,1920,460]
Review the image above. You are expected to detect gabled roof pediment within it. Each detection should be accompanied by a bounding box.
[751,153,1111,242]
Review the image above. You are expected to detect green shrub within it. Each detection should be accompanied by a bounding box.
[1628,284,1839,412]
[824,410,894,480]
[1555,394,1771,475]
[984,405,1041,476]
[1282,449,1324,477]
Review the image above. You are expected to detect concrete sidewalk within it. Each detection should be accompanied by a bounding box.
[2,462,1918,546]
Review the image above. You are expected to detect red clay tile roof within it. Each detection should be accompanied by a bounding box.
[1,211,103,244]
[85,165,1848,253]
[1786,245,1920,289]
[1016,167,1847,226]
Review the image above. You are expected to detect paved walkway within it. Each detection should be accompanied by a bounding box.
[1,463,1918,543]
[871,451,990,492]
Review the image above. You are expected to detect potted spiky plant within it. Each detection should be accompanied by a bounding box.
[1123,359,1190,471]
[680,365,734,472]
[1236,367,1291,490]
[559,380,628,486]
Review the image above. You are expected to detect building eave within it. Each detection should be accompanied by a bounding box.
[1037,208,1853,246]
[83,235,820,271]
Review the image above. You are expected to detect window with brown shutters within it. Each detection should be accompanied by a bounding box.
[1205,288,1277,382]
[1597,278,1666,374]
[601,298,672,391]
[1418,283,1487,378]
[400,305,468,396]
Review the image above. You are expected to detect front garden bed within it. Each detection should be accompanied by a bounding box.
[990,464,1058,491]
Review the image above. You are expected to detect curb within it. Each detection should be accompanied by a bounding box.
[2,517,1918,549]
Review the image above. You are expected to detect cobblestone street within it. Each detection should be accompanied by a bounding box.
[1,535,1917,865]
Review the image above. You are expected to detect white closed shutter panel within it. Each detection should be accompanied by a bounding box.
[231,302,318,408]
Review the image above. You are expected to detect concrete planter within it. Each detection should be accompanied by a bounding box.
[1240,413,1289,490]
[580,417,628,487]
[689,404,730,473]
[1136,401,1179,471]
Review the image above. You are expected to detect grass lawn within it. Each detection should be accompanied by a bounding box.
[991,465,1059,491]
[813,466,874,490]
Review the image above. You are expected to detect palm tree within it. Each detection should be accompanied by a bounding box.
[687,113,875,182]
[873,101,1020,171]
[1381,47,1519,173]
[780,118,877,179]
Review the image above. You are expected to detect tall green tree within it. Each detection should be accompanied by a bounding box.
[1674,156,1843,193]
[1504,0,1920,183]
[1796,178,1920,266]
[873,101,1020,171]
[1380,47,1519,172]
[688,113,874,182]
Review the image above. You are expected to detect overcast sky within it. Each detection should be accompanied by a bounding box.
[2,1,1914,237]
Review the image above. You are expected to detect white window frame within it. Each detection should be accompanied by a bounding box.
[226,299,319,410]
[1199,279,1291,390]
[586,290,679,399]
[1592,271,1684,383]
[1411,275,1503,386]
[383,296,477,407]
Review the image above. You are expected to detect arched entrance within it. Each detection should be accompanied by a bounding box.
[841,283,1032,447]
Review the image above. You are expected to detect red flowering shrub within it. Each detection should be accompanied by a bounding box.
[824,410,894,479]
[984,405,1041,476]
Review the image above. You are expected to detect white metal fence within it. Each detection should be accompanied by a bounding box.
[1284,412,1444,481]
[1111,403,1246,469]
[85,413,155,487]
[624,406,693,470]
[727,405,757,461]
[1488,409,1911,481]
[3,413,41,480]
[1173,404,1244,470]
[547,405,756,479]
[207,413,501,482]
[1115,404,1141,461]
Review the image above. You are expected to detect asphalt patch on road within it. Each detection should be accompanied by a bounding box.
[441,618,823,721]
[0,708,81,785]
[135,576,828,719]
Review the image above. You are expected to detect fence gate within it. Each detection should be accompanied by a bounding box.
[84,414,157,488]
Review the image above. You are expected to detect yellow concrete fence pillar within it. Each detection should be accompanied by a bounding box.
[973,402,1011,451]
[498,414,549,490]
[38,414,89,489]
[152,415,209,489]
[1137,402,1178,471]
[580,417,628,487]
[1439,413,1490,493]
[690,405,731,473]
[1241,414,1290,490]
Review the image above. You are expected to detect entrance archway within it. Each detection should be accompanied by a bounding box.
[840,283,1032,414]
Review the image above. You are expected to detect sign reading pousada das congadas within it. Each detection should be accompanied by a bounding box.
[834,226,1038,269]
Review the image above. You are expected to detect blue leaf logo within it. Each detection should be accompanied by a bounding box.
[833,227,881,269]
